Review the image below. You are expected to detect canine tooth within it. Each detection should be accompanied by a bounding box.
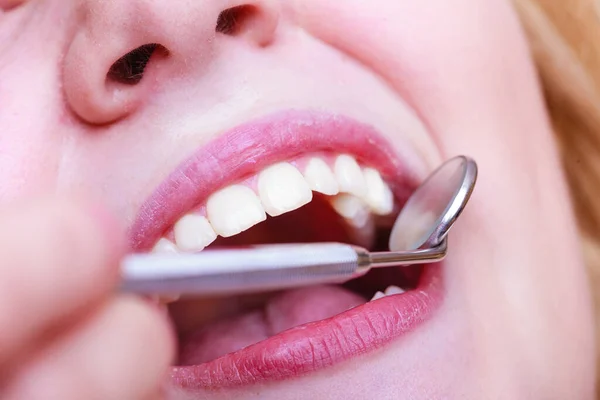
[258,162,313,217]
[173,214,217,252]
[371,291,386,301]
[330,194,376,248]
[152,238,178,253]
[363,168,394,215]
[154,294,181,304]
[334,155,367,197]
[303,158,339,195]
[384,285,405,296]
[206,185,266,237]
[330,194,370,227]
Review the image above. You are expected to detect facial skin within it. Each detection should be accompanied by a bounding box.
[0,0,595,399]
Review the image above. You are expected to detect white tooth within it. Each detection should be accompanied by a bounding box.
[330,194,370,227]
[206,185,267,237]
[152,238,178,253]
[334,155,367,197]
[154,294,181,304]
[330,194,376,248]
[384,285,405,296]
[370,291,386,301]
[258,162,313,217]
[173,214,217,252]
[303,158,339,196]
[363,168,394,215]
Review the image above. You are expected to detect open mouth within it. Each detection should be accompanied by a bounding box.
[129,110,442,390]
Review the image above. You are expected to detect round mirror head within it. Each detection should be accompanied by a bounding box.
[389,156,477,251]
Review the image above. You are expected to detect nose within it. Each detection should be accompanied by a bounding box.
[63,0,280,125]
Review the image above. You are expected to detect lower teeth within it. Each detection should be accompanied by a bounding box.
[370,285,406,301]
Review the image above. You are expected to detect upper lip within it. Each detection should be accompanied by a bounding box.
[128,109,420,251]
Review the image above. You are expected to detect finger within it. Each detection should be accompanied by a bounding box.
[3,296,174,400]
[0,196,123,364]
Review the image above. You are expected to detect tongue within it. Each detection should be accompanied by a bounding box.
[177,286,365,365]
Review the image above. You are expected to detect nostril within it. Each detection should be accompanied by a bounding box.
[65,42,169,125]
[216,5,259,36]
[107,43,167,85]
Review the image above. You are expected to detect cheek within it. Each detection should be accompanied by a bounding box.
[294,0,561,237]
[0,47,64,200]
[297,0,595,379]
[294,0,545,153]
[0,109,63,200]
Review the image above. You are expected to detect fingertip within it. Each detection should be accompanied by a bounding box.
[0,196,128,358]
[1,297,176,400]
[120,295,177,363]
[99,296,177,399]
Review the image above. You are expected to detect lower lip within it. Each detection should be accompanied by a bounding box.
[170,265,443,391]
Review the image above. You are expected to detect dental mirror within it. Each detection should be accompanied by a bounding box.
[120,156,478,297]
[388,155,477,252]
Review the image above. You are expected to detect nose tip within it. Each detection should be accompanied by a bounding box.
[63,0,280,125]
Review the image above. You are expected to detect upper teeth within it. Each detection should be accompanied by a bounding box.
[334,154,367,198]
[152,238,179,253]
[173,214,217,252]
[330,194,371,225]
[303,157,339,196]
[329,193,375,248]
[363,168,394,215]
[207,185,267,238]
[258,162,313,217]
[152,154,396,253]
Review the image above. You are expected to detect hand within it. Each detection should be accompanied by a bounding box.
[0,197,174,400]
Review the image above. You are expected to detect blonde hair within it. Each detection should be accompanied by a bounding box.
[514,0,600,394]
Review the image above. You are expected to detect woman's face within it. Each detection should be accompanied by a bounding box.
[0,0,595,398]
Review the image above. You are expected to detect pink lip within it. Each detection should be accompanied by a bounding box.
[129,109,442,391]
[171,269,442,390]
[129,110,419,250]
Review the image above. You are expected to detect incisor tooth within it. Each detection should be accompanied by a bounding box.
[173,214,217,252]
[371,291,386,301]
[152,238,178,253]
[334,155,367,197]
[303,158,339,195]
[363,168,394,215]
[207,185,266,237]
[384,285,405,296]
[258,162,313,217]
